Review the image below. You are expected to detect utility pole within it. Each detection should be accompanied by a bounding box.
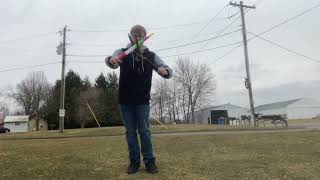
[57,25,69,133]
[229,1,256,126]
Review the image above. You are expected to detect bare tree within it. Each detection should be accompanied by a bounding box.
[10,71,52,130]
[165,78,180,123]
[151,78,168,123]
[0,92,10,121]
[152,77,185,124]
[78,87,100,128]
[0,92,8,111]
[175,57,216,123]
[151,57,215,124]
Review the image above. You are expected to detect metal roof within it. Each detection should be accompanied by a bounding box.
[197,103,248,111]
[4,116,29,123]
[255,98,302,112]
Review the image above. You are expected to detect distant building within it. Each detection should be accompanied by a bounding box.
[28,118,48,131]
[4,116,48,132]
[4,116,29,132]
[255,98,320,119]
[194,103,249,124]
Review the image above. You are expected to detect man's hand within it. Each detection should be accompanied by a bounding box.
[157,67,168,76]
[109,56,120,65]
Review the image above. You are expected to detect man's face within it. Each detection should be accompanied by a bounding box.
[130,32,146,44]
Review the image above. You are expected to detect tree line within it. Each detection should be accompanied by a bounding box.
[2,57,215,129]
[9,70,121,129]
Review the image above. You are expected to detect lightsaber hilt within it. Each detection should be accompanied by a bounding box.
[115,33,154,62]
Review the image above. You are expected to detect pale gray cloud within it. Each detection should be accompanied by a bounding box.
[217,80,320,107]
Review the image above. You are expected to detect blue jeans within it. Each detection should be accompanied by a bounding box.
[120,104,155,164]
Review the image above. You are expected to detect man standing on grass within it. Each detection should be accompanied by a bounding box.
[105,25,173,174]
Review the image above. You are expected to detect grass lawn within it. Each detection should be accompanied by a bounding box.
[1,130,320,179]
[288,118,320,125]
[0,123,290,140]
[2,118,317,140]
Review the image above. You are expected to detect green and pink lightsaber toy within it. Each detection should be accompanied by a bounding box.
[116,33,155,62]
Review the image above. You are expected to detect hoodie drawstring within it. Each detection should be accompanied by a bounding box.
[131,51,144,73]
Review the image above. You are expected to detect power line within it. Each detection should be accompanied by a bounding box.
[72,28,126,33]
[196,1,256,50]
[212,1,320,64]
[0,62,61,73]
[198,8,249,50]
[217,12,243,35]
[66,40,243,59]
[148,18,228,30]
[210,44,243,65]
[68,1,320,65]
[0,32,56,45]
[154,29,241,52]
[70,0,320,63]
[160,41,243,58]
[227,11,241,19]
[70,26,241,48]
[69,5,235,54]
[69,43,123,47]
[166,24,241,43]
[199,0,260,51]
[69,18,238,49]
[199,14,241,50]
[67,29,241,56]
[71,18,230,33]
[67,54,109,57]
[256,2,320,37]
[189,5,228,42]
[248,31,320,63]
[68,60,102,63]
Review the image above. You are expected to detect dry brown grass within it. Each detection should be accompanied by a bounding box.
[1,130,320,179]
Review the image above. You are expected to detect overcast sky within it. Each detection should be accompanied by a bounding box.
[0,0,319,109]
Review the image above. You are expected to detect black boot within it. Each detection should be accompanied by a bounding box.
[145,160,159,174]
[127,161,140,174]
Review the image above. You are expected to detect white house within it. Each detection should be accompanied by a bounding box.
[4,116,29,132]
[255,98,320,120]
[194,103,249,124]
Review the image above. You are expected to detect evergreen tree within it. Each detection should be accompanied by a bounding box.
[95,73,108,89]
[82,76,92,90]
[64,70,83,129]
[43,80,61,130]
[106,72,119,89]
